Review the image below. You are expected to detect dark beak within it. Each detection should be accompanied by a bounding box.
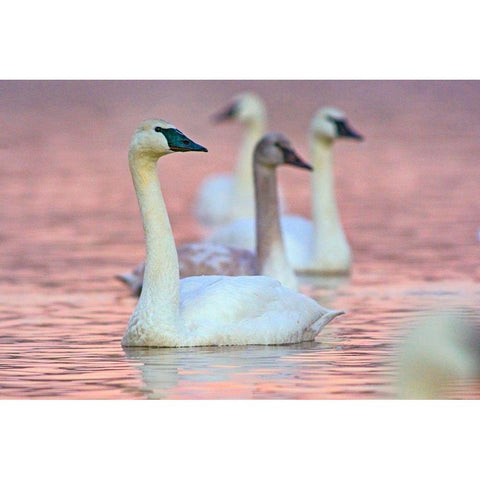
[281,146,313,171]
[333,119,364,141]
[212,101,238,123]
[167,129,208,152]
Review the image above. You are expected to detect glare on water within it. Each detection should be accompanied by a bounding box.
[0,80,479,399]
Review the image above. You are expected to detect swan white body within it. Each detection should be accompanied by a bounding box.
[194,92,267,227]
[122,119,343,347]
[125,274,340,347]
[208,107,363,274]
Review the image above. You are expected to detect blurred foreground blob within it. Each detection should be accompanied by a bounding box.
[397,313,480,399]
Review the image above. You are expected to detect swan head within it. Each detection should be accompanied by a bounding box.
[129,119,208,159]
[311,107,363,142]
[213,92,266,125]
[255,133,312,171]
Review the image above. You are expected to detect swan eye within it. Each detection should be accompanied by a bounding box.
[154,126,162,132]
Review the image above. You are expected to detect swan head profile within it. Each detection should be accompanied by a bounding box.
[255,132,312,171]
[129,119,208,159]
[311,107,363,142]
[213,92,266,125]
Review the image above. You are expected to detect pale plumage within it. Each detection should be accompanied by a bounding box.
[208,106,363,274]
[123,274,341,347]
[122,119,343,347]
[397,313,480,399]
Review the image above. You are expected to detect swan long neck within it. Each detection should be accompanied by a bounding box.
[310,136,347,258]
[232,119,266,213]
[254,162,298,290]
[129,150,179,323]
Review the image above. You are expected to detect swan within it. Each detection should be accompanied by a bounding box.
[122,119,343,347]
[194,92,267,227]
[208,106,363,274]
[397,313,480,399]
[117,133,314,295]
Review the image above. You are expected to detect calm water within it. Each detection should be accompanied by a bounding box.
[1,80,479,399]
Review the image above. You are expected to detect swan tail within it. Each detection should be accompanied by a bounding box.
[311,309,344,335]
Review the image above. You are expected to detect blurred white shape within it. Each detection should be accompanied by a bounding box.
[397,312,480,399]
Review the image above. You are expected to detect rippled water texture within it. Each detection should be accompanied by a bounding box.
[0,80,479,399]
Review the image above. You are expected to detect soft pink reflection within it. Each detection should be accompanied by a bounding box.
[0,81,479,399]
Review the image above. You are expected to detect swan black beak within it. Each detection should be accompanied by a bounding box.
[331,118,364,141]
[165,128,208,152]
[280,146,313,171]
[212,101,238,123]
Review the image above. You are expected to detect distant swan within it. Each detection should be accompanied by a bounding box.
[122,119,343,347]
[208,106,363,274]
[117,133,313,294]
[397,313,480,399]
[194,92,267,227]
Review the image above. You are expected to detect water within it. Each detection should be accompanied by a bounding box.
[1,80,479,399]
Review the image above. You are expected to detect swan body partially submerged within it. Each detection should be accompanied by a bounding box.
[122,119,343,347]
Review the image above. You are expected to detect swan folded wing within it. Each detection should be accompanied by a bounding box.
[179,275,334,345]
[178,243,257,277]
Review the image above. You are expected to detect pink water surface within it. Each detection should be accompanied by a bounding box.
[0,80,479,399]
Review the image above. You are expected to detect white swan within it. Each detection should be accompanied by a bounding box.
[117,133,311,294]
[208,106,363,274]
[194,92,267,227]
[122,119,343,347]
[397,313,480,399]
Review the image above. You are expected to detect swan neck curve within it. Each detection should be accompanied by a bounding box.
[254,162,297,290]
[129,150,180,323]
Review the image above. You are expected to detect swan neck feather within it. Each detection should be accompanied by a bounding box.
[232,119,266,214]
[129,151,180,323]
[310,137,348,260]
[254,162,297,290]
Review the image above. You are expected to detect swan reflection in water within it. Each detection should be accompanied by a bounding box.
[123,341,334,399]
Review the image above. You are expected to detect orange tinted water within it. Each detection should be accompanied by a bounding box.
[0,80,479,399]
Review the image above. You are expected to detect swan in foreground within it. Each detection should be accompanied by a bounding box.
[397,313,480,399]
[208,106,363,274]
[122,119,343,347]
[118,133,310,294]
[194,92,267,227]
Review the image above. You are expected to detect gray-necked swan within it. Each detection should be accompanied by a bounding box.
[207,106,363,274]
[122,119,343,347]
[118,133,312,294]
[194,92,267,227]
